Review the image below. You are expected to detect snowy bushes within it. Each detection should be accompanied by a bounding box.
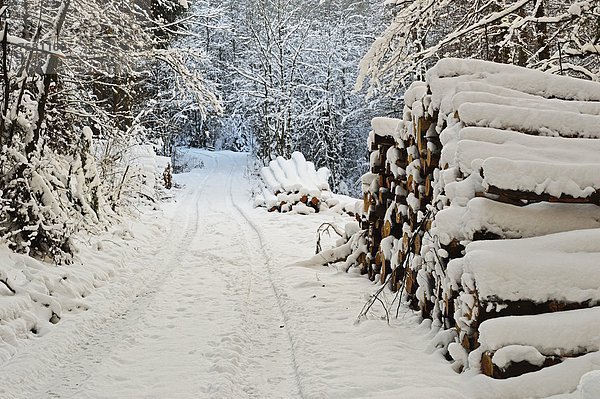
[0,209,165,367]
[0,246,99,362]
[0,0,197,260]
[0,124,105,262]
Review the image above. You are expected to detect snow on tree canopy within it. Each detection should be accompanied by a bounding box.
[335,57,600,385]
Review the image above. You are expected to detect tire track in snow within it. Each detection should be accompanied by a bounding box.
[224,153,307,399]
[198,158,298,398]
[39,157,218,398]
[185,154,298,398]
[2,151,307,398]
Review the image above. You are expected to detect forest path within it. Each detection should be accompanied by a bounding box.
[0,150,467,399]
[41,151,302,398]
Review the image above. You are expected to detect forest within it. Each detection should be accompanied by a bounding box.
[0,1,599,397]
[0,0,598,260]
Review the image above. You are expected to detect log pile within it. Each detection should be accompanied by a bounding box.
[356,58,600,378]
[255,151,358,216]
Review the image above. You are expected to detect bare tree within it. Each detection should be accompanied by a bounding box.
[357,0,600,96]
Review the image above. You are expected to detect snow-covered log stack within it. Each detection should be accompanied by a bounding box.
[255,152,335,214]
[360,116,405,280]
[357,58,600,378]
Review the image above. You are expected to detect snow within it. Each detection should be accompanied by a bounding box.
[370,150,381,167]
[482,157,600,198]
[316,166,331,189]
[271,157,302,193]
[434,198,600,244]
[578,370,600,399]
[455,247,600,303]
[443,173,483,206]
[386,146,403,178]
[1,149,598,398]
[458,102,600,139]
[293,202,316,215]
[453,81,542,102]
[371,116,403,137]
[477,307,600,356]
[492,345,546,369]
[469,352,600,399]
[451,91,600,116]
[261,185,278,208]
[581,43,600,55]
[260,166,284,194]
[122,144,163,203]
[292,152,321,193]
[568,3,582,16]
[404,81,428,108]
[427,58,600,104]
[255,152,335,210]
[482,158,600,198]
[459,126,600,150]
[455,132,600,175]
[466,227,600,254]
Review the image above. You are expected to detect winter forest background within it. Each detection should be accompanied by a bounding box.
[0,0,598,260]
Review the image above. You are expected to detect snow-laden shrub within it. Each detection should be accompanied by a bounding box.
[0,126,105,263]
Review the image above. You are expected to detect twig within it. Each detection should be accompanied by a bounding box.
[315,222,344,254]
[374,294,390,324]
[357,280,388,321]
[115,165,130,201]
[356,209,433,323]
[0,277,15,295]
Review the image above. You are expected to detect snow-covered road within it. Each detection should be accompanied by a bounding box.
[26,152,304,398]
[4,150,583,399]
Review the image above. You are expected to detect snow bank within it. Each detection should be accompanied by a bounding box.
[0,209,169,367]
[0,245,110,363]
[0,142,170,365]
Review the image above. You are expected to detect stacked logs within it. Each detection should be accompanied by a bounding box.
[358,58,600,378]
[360,117,401,280]
[256,152,331,214]
[360,87,446,313]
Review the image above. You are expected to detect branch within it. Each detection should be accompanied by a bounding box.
[0,274,15,295]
